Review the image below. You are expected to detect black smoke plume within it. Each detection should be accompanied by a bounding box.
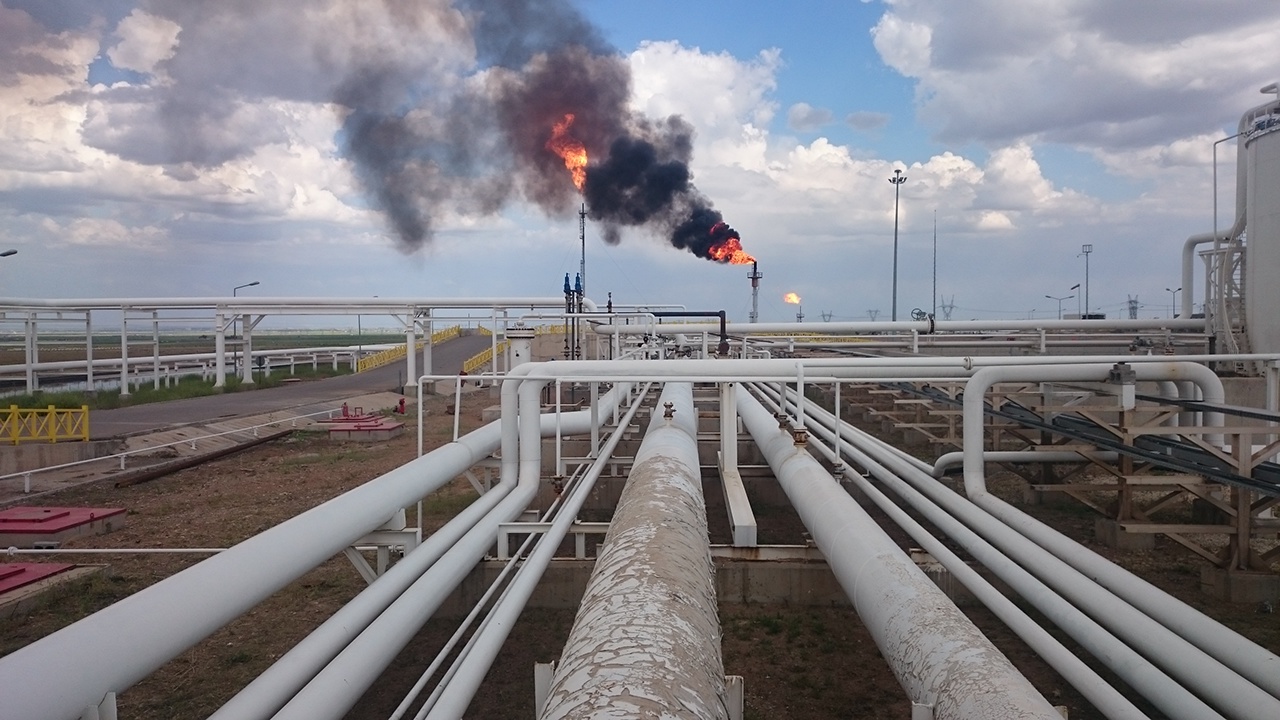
[338,0,743,262]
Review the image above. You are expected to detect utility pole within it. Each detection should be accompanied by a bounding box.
[1079,244,1093,318]
[889,168,907,321]
[932,210,937,318]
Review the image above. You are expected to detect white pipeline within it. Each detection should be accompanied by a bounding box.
[756,385,1150,720]
[960,362,1280,699]
[736,384,1063,720]
[539,383,727,720]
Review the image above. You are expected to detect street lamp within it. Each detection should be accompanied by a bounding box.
[889,168,907,321]
[0,250,16,257]
[1045,294,1074,319]
[1069,284,1081,317]
[1166,287,1181,318]
[1078,245,1092,318]
[232,281,259,369]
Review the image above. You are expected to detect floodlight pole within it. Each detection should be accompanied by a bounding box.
[889,169,907,322]
[1079,245,1092,317]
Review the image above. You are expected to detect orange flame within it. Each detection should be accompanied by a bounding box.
[546,113,587,191]
[783,292,801,304]
[707,237,755,265]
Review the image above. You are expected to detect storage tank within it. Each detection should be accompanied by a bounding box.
[1244,88,1280,353]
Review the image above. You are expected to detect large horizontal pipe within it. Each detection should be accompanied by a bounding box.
[736,385,1062,719]
[540,383,726,720]
[593,318,1207,336]
[770,383,1219,719]
[419,385,654,718]
[0,296,598,312]
[757,384,1150,720]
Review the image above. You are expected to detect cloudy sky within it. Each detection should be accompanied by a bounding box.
[0,0,1275,323]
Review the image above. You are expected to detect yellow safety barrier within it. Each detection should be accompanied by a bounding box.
[1,405,91,445]
[462,341,510,374]
[537,324,569,335]
[356,325,463,373]
[431,325,461,344]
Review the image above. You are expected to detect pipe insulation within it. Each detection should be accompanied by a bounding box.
[734,385,1062,720]
[0,391,623,720]
[540,382,728,720]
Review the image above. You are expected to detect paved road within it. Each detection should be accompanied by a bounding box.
[89,334,493,439]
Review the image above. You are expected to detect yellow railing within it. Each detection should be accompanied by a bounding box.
[431,325,461,344]
[537,324,568,335]
[462,341,510,374]
[356,325,463,373]
[1,405,90,445]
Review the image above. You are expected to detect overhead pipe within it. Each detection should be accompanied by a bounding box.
[0,389,623,720]
[539,383,727,720]
[1179,97,1260,319]
[932,451,1119,477]
[754,384,1151,720]
[593,317,1205,339]
[960,362,1280,699]
[735,384,1063,719]
[652,310,730,355]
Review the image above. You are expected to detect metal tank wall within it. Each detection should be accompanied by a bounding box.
[1245,99,1280,353]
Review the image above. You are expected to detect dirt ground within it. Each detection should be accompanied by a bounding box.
[1,385,1278,719]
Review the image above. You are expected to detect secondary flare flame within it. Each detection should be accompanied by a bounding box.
[706,221,755,265]
[783,292,801,304]
[546,113,587,191]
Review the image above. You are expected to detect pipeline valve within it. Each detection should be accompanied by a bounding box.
[791,427,808,446]
[662,402,675,419]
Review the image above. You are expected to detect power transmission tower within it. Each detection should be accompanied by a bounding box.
[868,309,880,322]
[940,295,956,321]
[1127,295,1139,320]
[821,311,832,322]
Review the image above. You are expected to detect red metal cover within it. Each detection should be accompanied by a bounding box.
[0,563,76,594]
[0,507,126,534]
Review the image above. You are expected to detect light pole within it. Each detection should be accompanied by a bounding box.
[889,168,907,321]
[0,249,16,257]
[1045,294,1074,319]
[1069,284,1081,317]
[1166,287,1181,318]
[1078,244,1092,318]
[232,281,259,370]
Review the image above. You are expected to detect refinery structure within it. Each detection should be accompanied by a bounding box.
[4,80,1280,720]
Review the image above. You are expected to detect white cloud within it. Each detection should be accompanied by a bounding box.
[107,10,180,76]
[871,0,1280,150]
